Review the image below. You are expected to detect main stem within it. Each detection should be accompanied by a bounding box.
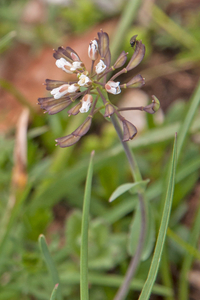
[110,114,146,300]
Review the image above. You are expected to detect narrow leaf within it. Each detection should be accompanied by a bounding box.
[178,201,200,300]
[39,235,62,300]
[138,134,177,300]
[80,150,95,300]
[141,205,155,261]
[177,80,200,159]
[50,284,59,300]
[109,180,149,202]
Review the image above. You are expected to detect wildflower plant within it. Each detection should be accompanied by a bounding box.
[38,30,160,147]
[38,30,165,300]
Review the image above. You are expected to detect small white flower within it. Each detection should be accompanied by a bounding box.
[95,59,106,74]
[68,84,79,93]
[78,74,92,87]
[105,81,121,95]
[79,94,93,113]
[70,61,84,71]
[88,39,98,60]
[50,84,79,99]
[51,84,70,99]
[56,58,73,74]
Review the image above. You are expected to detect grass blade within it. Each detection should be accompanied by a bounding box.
[178,201,200,300]
[60,272,173,297]
[50,284,59,300]
[0,31,16,52]
[39,234,62,300]
[167,228,200,261]
[152,5,200,49]
[110,0,142,63]
[80,150,95,300]
[177,81,200,159]
[138,134,177,300]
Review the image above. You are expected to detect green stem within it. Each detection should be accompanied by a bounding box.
[110,114,146,300]
[114,193,146,300]
[110,114,142,182]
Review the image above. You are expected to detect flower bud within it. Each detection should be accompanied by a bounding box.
[88,39,99,60]
[104,103,115,117]
[80,94,93,113]
[97,30,111,67]
[113,51,127,69]
[121,74,145,89]
[151,95,160,112]
[143,95,160,114]
[67,47,80,61]
[73,116,93,136]
[38,96,72,115]
[126,41,145,71]
[122,119,137,142]
[55,134,81,148]
[105,81,121,95]
[68,102,82,116]
[53,46,73,63]
[45,79,67,91]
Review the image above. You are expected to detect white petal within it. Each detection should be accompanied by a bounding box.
[55,58,73,74]
[105,81,121,95]
[95,59,106,74]
[50,84,69,99]
[79,101,91,113]
[78,74,91,87]
[68,84,79,93]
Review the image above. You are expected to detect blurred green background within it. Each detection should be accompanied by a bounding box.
[0,0,200,299]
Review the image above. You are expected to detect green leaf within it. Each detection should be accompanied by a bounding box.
[138,134,177,300]
[128,200,155,260]
[38,234,62,300]
[0,31,16,53]
[59,272,173,297]
[80,150,95,300]
[178,201,200,300]
[177,80,200,159]
[128,202,141,256]
[109,180,149,202]
[141,205,155,261]
[50,284,59,300]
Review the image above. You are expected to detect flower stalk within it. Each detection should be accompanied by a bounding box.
[110,114,146,300]
[38,30,159,300]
